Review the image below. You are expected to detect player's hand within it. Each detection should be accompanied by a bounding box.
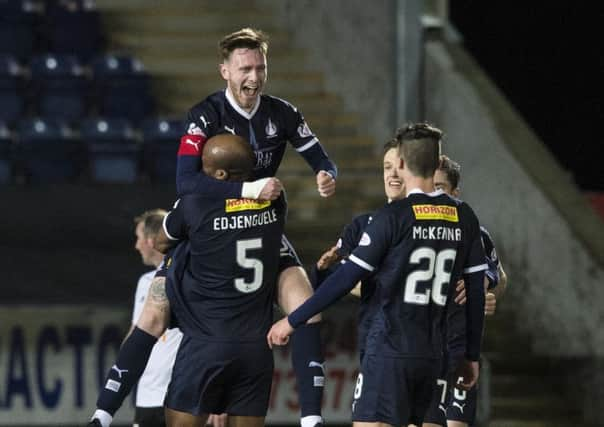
[258,177,283,201]
[454,279,466,305]
[316,170,336,197]
[206,413,227,427]
[267,317,294,349]
[484,281,496,315]
[317,245,340,271]
[454,359,479,391]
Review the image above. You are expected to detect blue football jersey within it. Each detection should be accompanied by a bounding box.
[163,194,287,341]
[176,89,337,197]
[348,190,487,359]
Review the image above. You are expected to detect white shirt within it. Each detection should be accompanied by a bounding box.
[132,269,183,407]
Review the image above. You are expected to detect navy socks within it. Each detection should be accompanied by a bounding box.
[96,327,157,415]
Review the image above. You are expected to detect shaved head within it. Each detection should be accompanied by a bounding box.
[202,134,255,181]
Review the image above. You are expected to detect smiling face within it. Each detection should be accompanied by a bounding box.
[383,147,405,201]
[220,47,267,112]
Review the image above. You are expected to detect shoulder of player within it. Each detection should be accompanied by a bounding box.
[136,270,156,291]
[261,94,300,114]
[187,92,222,124]
[351,212,373,228]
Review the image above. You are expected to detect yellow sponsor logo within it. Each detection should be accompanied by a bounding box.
[412,204,459,222]
[225,198,271,213]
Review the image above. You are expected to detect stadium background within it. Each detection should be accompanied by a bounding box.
[1,0,603,426]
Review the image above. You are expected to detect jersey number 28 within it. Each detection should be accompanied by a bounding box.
[404,247,456,306]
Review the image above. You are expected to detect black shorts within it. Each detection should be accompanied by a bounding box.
[134,406,166,427]
[446,374,478,424]
[423,358,478,425]
[164,335,273,417]
[351,354,439,426]
[279,234,302,272]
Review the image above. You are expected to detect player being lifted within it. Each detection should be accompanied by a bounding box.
[89,28,335,427]
[268,123,487,427]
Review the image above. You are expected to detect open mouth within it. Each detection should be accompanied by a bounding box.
[242,85,259,97]
[388,180,402,189]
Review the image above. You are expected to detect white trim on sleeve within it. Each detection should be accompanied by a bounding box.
[295,137,319,152]
[463,263,488,274]
[162,214,179,241]
[349,254,375,272]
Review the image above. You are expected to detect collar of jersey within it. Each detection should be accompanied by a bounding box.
[407,188,445,197]
[225,88,261,120]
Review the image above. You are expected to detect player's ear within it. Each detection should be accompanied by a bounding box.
[453,187,461,198]
[214,169,229,181]
[219,62,229,81]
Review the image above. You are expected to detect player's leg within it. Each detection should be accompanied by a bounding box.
[165,408,207,427]
[91,276,171,426]
[225,416,264,427]
[277,240,324,427]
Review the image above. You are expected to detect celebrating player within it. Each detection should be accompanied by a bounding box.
[268,123,487,426]
[89,28,334,427]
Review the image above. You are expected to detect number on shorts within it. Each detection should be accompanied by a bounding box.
[353,373,364,399]
[404,247,457,306]
[235,238,263,293]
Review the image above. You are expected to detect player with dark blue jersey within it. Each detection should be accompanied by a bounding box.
[177,89,336,197]
[88,28,333,427]
[159,133,284,427]
[423,156,508,427]
[268,124,487,427]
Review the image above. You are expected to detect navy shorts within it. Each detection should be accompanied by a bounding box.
[164,335,274,417]
[423,358,478,425]
[351,354,439,426]
[446,374,478,424]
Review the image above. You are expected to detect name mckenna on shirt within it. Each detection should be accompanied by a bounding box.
[213,209,279,230]
[412,225,462,241]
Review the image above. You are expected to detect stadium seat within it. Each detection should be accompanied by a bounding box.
[30,53,89,122]
[0,54,26,124]
[0,0,42,61]
[0,121,13,183]
[91,54,154,124]
[141,117,183,183]
[16,117,81,183]
[43,0,103,62]
[80,117,140,183]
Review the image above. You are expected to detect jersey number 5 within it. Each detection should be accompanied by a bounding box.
[235,238,264,293]
[404,247,456,306]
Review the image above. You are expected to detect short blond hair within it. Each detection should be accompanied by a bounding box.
[134,209,167,238]
[219,28,269,61]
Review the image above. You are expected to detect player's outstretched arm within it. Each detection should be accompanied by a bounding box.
[268,261,368,347]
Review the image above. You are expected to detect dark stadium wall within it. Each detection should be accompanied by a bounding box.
[1,184,175,304]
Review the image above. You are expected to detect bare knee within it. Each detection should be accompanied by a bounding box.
[277,266,321,323]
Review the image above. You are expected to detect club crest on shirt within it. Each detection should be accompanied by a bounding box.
[297,121,312,138]
[187,122,205,136]
[359,232,371,246]
[265,118,277,137]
